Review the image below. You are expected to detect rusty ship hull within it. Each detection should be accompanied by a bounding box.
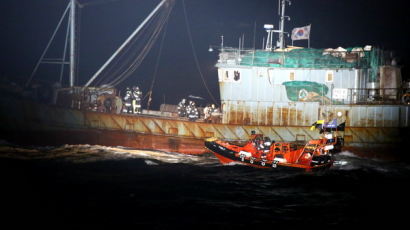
[1,96,408,155]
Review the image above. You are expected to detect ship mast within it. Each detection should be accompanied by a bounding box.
[25,1,75,88]
[275,0,291,49]
[69,0,76,87]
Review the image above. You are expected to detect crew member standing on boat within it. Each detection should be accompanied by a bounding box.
[254,139,265,159]
[123,87,133,114]
[186,100,199,121]
[132,86,142,114]
[177,98,187,117]
[262,136,272,157]
[203,104,212,122]
[210,104,221,123]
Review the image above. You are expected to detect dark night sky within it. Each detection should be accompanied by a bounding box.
[1,0,409,109]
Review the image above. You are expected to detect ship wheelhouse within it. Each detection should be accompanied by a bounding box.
[216,46,408,131]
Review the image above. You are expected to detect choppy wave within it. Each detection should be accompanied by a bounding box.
[332,150,409,175]
[0,141,408,174]
[0,143,219,166]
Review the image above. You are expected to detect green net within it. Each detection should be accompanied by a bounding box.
[240,48,384,81]
[282,81,329,101]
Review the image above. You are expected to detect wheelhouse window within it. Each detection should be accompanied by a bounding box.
[326,71,334,82]
[289,71,295,81]
[234,70,240,81]
[224,71,230,81]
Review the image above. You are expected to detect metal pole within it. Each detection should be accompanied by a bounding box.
[60,11,71,84]
[262,37,265,50]
[69,0,76,87]
[242,34,245,50]
[279,0,286,49]
[85,0,168,87]
[308,24,311,48]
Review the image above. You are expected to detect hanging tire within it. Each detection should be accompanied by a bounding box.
[402,93,410,104]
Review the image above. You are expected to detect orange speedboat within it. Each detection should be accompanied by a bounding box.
[205,134,340,172]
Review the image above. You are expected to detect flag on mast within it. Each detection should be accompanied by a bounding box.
[291,24,311,41]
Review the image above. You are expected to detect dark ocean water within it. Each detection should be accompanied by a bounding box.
[1,141,409,229]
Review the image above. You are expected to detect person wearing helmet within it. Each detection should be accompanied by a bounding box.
[177,98,187,117]
[210,104,221,123]
[132,86,142,114]
[203,104,212,123]
[123,87,133,114]
[186,100,199,121]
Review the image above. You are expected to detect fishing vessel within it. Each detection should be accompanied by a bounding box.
[0,0,409,155]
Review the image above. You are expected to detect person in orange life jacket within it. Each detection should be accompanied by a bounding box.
[252,139,265,158]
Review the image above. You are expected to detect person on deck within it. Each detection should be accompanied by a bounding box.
[123,87,133,114]
[253,139,265,159]
[210,104,221,123]
[186,100,199,121]
[177,98,187,117]
[203,104,212,123]
[132,86,142,114]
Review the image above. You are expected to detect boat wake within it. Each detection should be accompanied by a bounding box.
[332,150,409,174]
[0,142,219,166]
[0,141,408,174]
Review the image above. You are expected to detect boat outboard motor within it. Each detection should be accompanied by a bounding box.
[311,155,332,166]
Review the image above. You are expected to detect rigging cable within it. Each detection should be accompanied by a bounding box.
[77,0,121,8]
[93,14,158,86]
[93,0,174,87]
[75,2,81,85]
[108,2,174,86]
[181,0,218,105]
[147,19,169,110]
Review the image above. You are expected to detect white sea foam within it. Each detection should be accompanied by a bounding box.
[338,151,361,158]
[0,143,219,166]
[144,159,159,165]
[222,161,245,166]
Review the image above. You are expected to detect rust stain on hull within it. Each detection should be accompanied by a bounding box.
[1,98,409,154]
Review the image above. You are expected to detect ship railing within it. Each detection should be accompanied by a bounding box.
[219,87,407,106]
[217,47,378,69]
[342,87,407,105]
[54,86,117,110]
[218,47,254,65]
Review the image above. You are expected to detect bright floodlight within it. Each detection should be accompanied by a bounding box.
[264,24,274,30]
